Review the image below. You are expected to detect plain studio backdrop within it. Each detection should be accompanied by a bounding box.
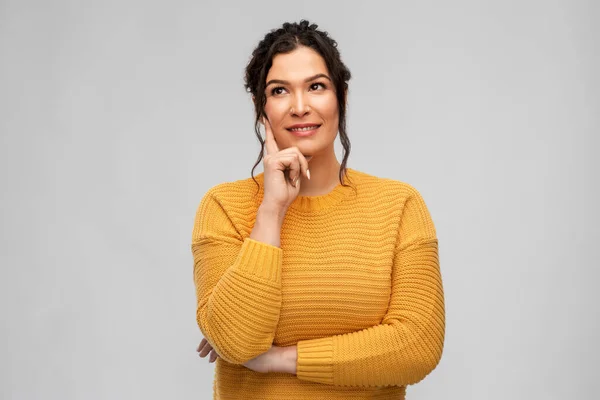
[1,0,598,399]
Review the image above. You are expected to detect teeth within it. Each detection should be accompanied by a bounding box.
[290,126,319,132]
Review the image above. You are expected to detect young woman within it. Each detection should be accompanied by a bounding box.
[192,20,445,399]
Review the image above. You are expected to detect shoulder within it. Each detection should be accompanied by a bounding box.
[350,168,428,204]
[351,168,435,235]
[196,174,263,218]
[203,174,261,201]
[192,174,263,242]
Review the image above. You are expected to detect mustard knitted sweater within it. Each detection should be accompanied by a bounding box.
[191,167,445,399]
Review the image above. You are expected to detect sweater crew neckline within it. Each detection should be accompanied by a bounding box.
[257,168,356,213]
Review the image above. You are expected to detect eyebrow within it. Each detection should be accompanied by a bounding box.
[266,73,332,87]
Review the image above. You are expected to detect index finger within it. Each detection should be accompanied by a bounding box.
[262,117,280,155]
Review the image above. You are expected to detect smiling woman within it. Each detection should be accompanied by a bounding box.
[245,21,352,197]
[191,20,445,400]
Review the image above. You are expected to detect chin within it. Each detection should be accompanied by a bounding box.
[291,141,317,152]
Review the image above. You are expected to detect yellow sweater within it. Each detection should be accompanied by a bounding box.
[191,167,445,399]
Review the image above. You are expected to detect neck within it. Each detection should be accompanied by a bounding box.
[297,151,341,197]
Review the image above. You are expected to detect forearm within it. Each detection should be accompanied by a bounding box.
[250,204,285,248]
[296,239,444,387]
[296,318,444,386]
[193,237,284,364]
[192,193,286,364]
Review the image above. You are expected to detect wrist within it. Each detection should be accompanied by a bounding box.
[256,204,286,231]
[249,204,286,248]
[272,345,297,375]
[258,203,286,221]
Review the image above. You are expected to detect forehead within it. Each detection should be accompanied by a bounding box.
[266,46,329,82]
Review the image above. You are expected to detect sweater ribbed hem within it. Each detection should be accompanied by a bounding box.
[296,337,334,384]
[234,237,282,284]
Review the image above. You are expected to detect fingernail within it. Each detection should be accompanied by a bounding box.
[307,169,311,180]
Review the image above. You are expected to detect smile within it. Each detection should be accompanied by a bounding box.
[287,124,321,137]
[289,125,320,132]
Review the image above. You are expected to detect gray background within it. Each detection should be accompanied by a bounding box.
[1,0,598,399]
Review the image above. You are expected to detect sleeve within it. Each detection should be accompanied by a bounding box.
[191,188,283,364]
[295,186,445,387]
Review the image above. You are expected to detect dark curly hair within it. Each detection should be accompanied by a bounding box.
[244,20,354,195]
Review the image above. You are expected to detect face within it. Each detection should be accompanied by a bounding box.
[263,46,339,157]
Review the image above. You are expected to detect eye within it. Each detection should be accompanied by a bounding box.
[270,86,287,95]
[310,82,326,91]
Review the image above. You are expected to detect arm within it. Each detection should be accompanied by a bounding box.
[294,187,445,387]
[191,188,284,364]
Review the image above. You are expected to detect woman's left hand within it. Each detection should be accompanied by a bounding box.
[242,345,280,373]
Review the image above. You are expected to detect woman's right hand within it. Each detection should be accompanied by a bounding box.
[261,117,312,211]
[197,337,219,363]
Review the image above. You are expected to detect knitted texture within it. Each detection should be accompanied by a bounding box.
[191,168,445,399]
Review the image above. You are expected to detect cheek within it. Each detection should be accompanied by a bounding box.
[264,100,289,143]
[264,99,287,121]
[314,95,339,123]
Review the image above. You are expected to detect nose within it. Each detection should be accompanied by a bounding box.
[290,92,310,117]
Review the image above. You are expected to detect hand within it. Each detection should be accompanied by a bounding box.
[242,345,280,374]
[261,117,313,211]
[196,337,219,363]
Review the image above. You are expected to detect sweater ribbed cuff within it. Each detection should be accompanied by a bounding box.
[234,238,282,284]
[296,337,334,384]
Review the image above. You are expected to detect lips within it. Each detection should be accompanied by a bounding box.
[287,124,321,137]
[287,124,322,132]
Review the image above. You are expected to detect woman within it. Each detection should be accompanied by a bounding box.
[191,20,445,399]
